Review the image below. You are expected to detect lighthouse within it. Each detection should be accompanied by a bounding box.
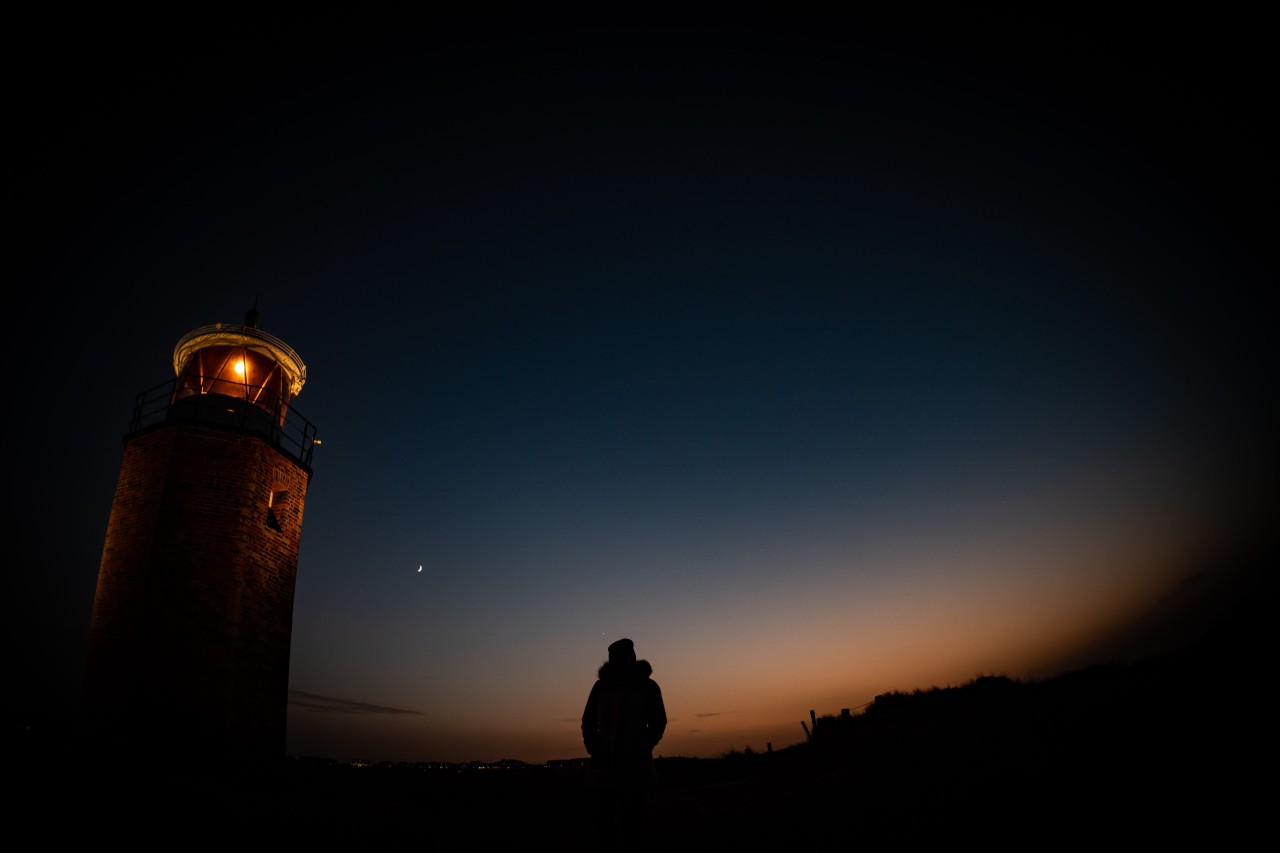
[83,308,318,766]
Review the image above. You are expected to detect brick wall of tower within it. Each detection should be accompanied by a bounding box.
[84,420,311,764]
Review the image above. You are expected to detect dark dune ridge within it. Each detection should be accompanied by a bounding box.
[16,542,1266,847]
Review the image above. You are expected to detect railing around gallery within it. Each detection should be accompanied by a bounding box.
[128,377,319,469]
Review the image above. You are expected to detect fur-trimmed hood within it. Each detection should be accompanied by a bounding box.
[596,658,654,680]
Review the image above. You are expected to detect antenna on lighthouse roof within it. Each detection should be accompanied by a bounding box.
[245,296,261,329]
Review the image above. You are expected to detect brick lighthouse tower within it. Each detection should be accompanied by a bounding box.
[84,307,318,766]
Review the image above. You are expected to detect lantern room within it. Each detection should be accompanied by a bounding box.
[170,308,307,425]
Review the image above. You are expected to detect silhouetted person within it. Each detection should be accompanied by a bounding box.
[582,637,667,852]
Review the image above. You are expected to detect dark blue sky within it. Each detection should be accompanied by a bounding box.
[13,10,1273,763]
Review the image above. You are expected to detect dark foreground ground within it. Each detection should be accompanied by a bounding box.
[17,550,1267,849]
[21,636,1262,850]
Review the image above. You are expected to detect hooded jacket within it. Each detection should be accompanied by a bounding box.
[581,658,667,788]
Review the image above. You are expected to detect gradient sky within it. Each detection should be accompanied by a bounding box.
[13,10,1273,765]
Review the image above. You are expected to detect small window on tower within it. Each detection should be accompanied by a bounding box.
[266,488,289,532]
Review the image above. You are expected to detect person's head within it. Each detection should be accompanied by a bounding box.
[607,637,636,666]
